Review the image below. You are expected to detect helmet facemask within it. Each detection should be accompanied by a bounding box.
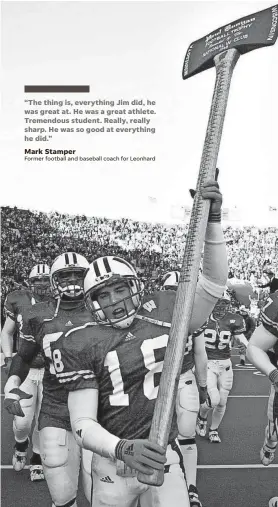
[212,300,230,320]
[52,268,86,300]
[85,275,143,329]
[30,275,51,297]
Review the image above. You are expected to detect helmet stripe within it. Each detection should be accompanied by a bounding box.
[65,253,70,265]
[175,272,179,283]
[103,257,112,273]
[42,265,45,273]
[93,260,101,278]
[72,252,77,264]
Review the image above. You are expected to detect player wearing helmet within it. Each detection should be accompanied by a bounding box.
[1,263,50,481]
[196,292,247,443]
[34,180,228,507]
[4,253,93,507]
[162,270,207,507]
[247,292,278,467]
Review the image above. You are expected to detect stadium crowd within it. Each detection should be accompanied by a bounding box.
[1,205,277,314]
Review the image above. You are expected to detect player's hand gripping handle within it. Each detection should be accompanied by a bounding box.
[115,439,166,477]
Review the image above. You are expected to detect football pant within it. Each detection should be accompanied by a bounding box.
[91,440,190,507]
[207,359,233,408]
[39,427,81,506]
[81,449,93,503]
[176,370,199,439]
[13,368,44,454]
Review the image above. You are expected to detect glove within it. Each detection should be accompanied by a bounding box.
[3,357,13,376]
[115,439,167,475]
[4,388,33,417]
[199,386,208,405]
[189,169,222,221]
[269,369,278,393]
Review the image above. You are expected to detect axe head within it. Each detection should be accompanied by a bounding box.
[183,4,278,79]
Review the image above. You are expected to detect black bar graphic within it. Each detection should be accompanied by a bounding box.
[24,85,90,93]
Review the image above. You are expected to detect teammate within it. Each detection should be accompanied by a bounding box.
[236,305,256,366]
[196,292,246,443]
[247,292,278,467]
[1,263,50,481]
[4,252,93,507]
[33,179,227,507]
[162,271,208,507]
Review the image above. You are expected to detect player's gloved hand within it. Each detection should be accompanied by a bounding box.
[4,388,33,417]
[269,369,278,393]
[3,357,13,376]
[189,168,222,221]
[199,386,208,405]
[115,439,167,475]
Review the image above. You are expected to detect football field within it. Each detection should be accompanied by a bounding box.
[1,353,277,507]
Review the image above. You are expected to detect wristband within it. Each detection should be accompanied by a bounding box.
[269,369,278,384]
[115,439,127,460]
[208,211,221,223]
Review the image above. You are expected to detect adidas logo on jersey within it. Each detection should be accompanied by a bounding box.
[143,300,157,313]
[100,476,114,483]
[65,321,73,326]
[125,332,135,341]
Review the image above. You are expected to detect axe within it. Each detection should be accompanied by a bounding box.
[137,4,278,486]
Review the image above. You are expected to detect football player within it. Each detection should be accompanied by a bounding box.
[1,263,50,481]
[236,305,256,366]
[163,271,207,507]
[196,292,247,443]
[46,180,227,507]
[247,292,278,466]
[4,252,93,507]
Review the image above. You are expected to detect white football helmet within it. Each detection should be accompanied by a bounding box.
[50,252,89,299]
[84,256,144,329]
[162,271,180,291]
[29,264,50,296]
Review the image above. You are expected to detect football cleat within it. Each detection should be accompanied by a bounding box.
[260,445,276,466]
[209,430,221,443]
[30,464,45,481]
[196,415,207,437]
[188,484,202,507]
[12,448,28,471]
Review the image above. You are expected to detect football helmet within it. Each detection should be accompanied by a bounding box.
[239,305,248,315]
[162,271,180,291]
[29,264,50,296]
[50,252,89,299]
[84,256,144,329]
[212,291,231,320]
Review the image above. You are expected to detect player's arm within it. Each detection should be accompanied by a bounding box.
[68,388,166,475]
[189,181,228,334]
[232,318,248,347]
[247,324,278,378]
[0,316,16,375]
[193,331,208,404]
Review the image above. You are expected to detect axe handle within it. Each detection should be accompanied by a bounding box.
[137,47,240,487]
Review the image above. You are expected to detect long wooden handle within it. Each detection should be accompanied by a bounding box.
[137,48,240,486]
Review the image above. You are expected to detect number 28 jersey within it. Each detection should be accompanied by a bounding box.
[204,312,245,360]
[53,291,204,441]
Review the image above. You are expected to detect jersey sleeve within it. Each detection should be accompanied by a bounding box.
[4,294,17,321]
[18,311,41,364]
[54,326,99,392]
[261,294,278,339]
